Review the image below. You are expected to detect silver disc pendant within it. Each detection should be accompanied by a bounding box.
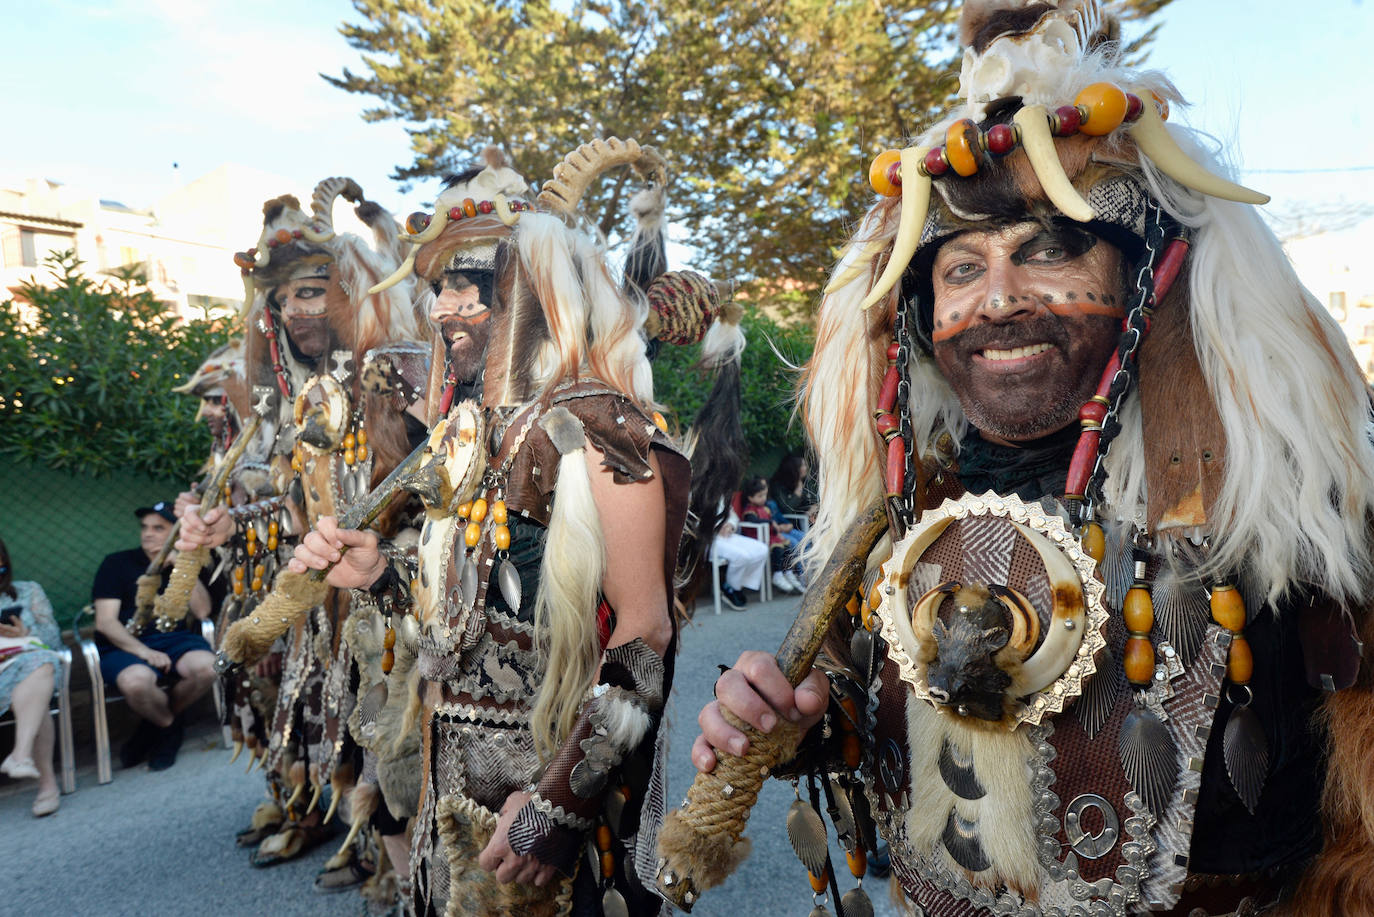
[601,886,629,917]
[498,558,522,613]
[460,557,478,609]
[840,886,875,917]
[397,613,420,650]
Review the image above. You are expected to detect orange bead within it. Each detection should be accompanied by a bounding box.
[457,502,472,519]
[254,563,265,578]
[808,869,829,894]
[652,411,669,433]
[469,498,488,523]
[383,627,396,649]
[1123,635,1155,686]
[463,198,478,218]
[464,523,481,548]
[356,428,367,446]
[596,825,613,851]
[868,149,902,197]
[267,536,278,551]
[845,594,860,619]
[268,521,279,535]
[1080,522,1105,564]
[494,524,511,551]
[343,432,356,450]
[1075,82,1129,136]
[356,444,368,462]
[275,228,293,245]
[233,567,245,580]
[1210,585,1246,632]
[250,577,262,592]
[344,447,356,466]
[944,119,981,177]
[233,580,244,597]
[1122,585,1154,634]
[246,527,257,541]
[246,539,258,557]
[846,847,867,878]
[867,571,885,610]
[492,501,508,524]
[600,850,615,879]
[291,454,303,473]
[381,648,394,674]
[1228,633,1254,684]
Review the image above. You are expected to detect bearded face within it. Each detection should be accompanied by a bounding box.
[930,222,1125,444]
[274,275,336,361]
[200,397,230,440]
[429,268,493,385]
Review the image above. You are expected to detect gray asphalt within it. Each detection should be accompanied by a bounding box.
[2,594,900,916]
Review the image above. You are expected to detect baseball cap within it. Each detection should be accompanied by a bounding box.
[135,501,177,524]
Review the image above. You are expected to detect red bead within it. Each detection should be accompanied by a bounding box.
[986,123,1016,155]
[1053,105,1082,136]
[292,229,303,239]
[267,238,278,248]
[875,412,899,439]
[449,207,462,220]
[272,363,283,373]
[886,341,901,361]
[1078,399,1108,425]
[1124,93,1144,122]
[885,435,906,497]
[923,147,950,176]
[1064,429,1101,499]
[478,200,494,214]
[876,365,900,414]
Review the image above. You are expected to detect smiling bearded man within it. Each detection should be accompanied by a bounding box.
[677,1,1374,915]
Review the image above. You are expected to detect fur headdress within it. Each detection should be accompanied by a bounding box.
[804,0,1374,616]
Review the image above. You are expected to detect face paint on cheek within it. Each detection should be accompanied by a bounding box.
[932,308,975,343]
[1041,295,1126,321]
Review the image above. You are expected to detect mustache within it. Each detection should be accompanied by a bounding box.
[941,314,1070,356]
[440,315,487,343]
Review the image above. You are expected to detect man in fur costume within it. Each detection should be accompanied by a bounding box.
[686,2,1374,915]
[178,177,428,878]
[290,139,699,916]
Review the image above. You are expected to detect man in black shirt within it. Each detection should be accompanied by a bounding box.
[92,502,217,770]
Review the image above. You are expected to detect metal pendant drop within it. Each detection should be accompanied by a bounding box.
[397,613,420,650]
[1223,703,1269,814]
[356,682,388,742]
[840,886,875,917]
[460,557,478,610]
[601,886,629,917]
[826,777,857,845]
[786,798,829,876]
[1075,646,1123,739]
[1152,575,1209,665]
[808,907,833,917]
[1118,705,1179,819]
[498,558,522,613]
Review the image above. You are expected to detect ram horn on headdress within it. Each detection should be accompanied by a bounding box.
[537,136,646,216]
[1128,94,1268,205]
[308,176,364,242]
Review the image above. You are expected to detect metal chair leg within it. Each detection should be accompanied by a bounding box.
[57,647,75,794]
[80,639,112,785]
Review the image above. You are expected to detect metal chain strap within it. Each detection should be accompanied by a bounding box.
[1083,201,1169,513]
[895,296,917,532]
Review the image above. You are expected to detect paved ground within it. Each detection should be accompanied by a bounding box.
[2,594,899,916]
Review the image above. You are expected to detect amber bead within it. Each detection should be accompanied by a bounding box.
[652,411,669,433]
[233,567,245,580]
[596,824,613,850]
[343,432,356,450]
[268,521,279,535]
[1123,635,1156,686]
[267,535,278,551]
[275,229,293,245]
[246,540,258,558]
[469,498,488,523]
[457,502,472,519]
[600,850,615,879]
[1122,585,1154,634]
[357,444,368,462]
[845,594,860,619]
[494,524,511,551]
[1228,634,1254,684]
[381,648,394,674]
[808,869,829,894]
[1075,82,1129,136]
[464,523,481,548]
[233,580,244,597]
[1080,522,1105,564]
[357,428,368,446]
[344,448,356,466]
[246,527,257,541]
[867,573,885,611]
[291,453,302,474]
[846,847,867,878]
[383,627,396,649]
[944,119,980,177]
[869,149,902,197]
[1210,585,1246,632]
[492,501,508,525]
[463,198,478,218]
[254,563,265,578]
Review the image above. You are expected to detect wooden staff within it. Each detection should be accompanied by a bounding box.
[216,434,433,669]
[656,501,889,911]
[148,414,263,631]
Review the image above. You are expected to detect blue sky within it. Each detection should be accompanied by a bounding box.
[3,0,1370,241]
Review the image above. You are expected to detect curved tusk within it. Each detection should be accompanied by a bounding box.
[991,584,1041,658]
[1012,106,1095,222]
[300,226,335,243]
[861,146,932,311]
[823,235,889,296]
[254,748,269,772]
[404,208,450,245]
[322,789,341,825]
[911,581,959,647]
[1008,522,1087,696]
[285,780,305,810]
[337,815,366,857]
[239,275,256,319]
[307,782,323,814]
[367,244,418,295]
[1129,93,1269,205]
[494,193,520,227]
[253,229,272,268]
[246,747,259,773]
[228,740,244,765]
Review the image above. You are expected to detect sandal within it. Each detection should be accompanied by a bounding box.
[313,851,374,894]
[236,801,284,847]
[250,820,338,867]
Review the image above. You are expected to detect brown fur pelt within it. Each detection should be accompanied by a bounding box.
[1289,605,1374,915]
[959,0,1118,54]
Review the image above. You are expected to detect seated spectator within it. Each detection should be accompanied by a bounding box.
[0,536,63,816]
[740,476,803,594]
[711,508,769,611]
[92,502,218,771]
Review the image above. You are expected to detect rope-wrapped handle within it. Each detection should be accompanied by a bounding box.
[656,502,889,912]
[220,570,329,666]
[151,545,210,630]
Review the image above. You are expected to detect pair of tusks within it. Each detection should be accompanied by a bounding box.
[336,784,380,857]
[365,193,522,296]
[909,521,1086,701]
[852,92,1269,309]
